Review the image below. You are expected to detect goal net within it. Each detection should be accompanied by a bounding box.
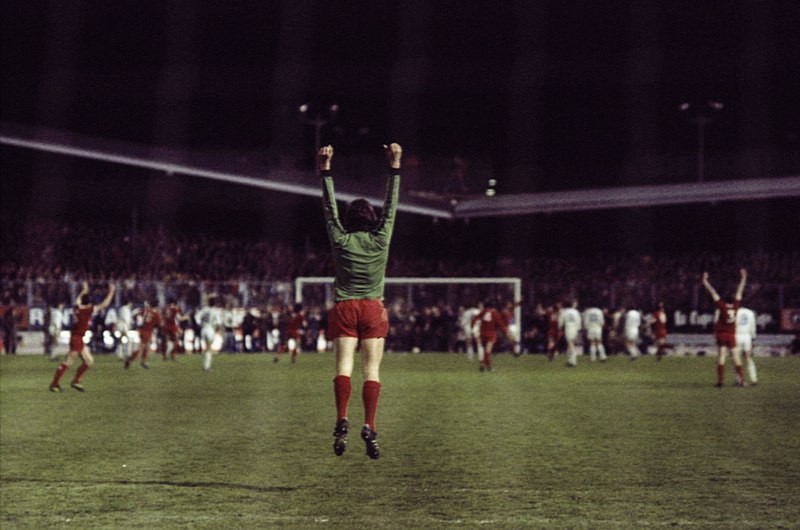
[295,277,522,352]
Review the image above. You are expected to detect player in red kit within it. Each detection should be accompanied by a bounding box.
[471,301,509,372]
[653,301,668,361]
[285,304,306,364]
[49,282,116,392]
[161,299,186,361]
[545,303,561,362]
[125,303,161,369]
[701,269,748,387]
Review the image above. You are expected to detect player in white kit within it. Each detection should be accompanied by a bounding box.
[624,307,642,359]
[195,297,224,371]
[46,304,65,361]
[735,306,758,385]
[559,300,582,367]
[582,306,607,362]
[461,303,482,361]
[115,301,133,360]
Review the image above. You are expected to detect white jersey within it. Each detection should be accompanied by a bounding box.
[117,305,132,333]
[196,306,224,349]
[196,307,224,331]
[624,309,641,341]
[735,307,756,351]
[583,307,604,341]
[559,307,582,340]
[48,307,65,335]
[462,307,481,337]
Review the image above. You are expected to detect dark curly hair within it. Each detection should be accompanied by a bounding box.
[344,199,378,232]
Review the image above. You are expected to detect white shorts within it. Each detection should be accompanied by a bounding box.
[736,335,753,352]
[625,328,639,342]
[201,327,218,348]
[564,328,579,342]
[586,326,603,341]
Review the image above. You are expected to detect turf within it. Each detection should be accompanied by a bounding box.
[1,352,799,528]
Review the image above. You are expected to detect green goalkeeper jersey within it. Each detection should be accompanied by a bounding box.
[321,170,400,302]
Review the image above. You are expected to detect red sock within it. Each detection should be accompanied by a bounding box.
[333,375,351,420]
[51,363,68,386]
[363,380,381,432]
[717,364,725,384]
[484,352,493,371]
[73,362,90,383]
[735,364,745,383]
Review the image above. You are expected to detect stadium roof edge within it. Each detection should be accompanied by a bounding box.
[452,176,800,217]
[3,121,799,219]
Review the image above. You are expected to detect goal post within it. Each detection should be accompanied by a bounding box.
[295,276,522,347]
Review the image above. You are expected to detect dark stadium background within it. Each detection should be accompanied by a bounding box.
[2,0,799,258]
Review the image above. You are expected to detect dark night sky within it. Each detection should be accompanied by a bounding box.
[2,0,799,255]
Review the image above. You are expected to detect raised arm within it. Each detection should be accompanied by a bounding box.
[701,272,720,302]
[384,143,402,170]
[374,143,402,241]
[318,144,333,172]
[96,282,116,311]
[75,282,89,306]
[734,268,747,301]
[319,145,345,242]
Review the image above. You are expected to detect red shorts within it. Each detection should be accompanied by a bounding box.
[139,330,153,345]
[480,333,497,345]
[327,299,388,340]
[716,333,736,349]
[69,334,85,352]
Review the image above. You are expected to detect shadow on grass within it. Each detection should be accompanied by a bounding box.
[2,476,294,493]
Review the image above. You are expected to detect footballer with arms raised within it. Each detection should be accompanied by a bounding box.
[320,142,401,460]
[471,300,509,373]
[125,302,161,369]
[701,268,748,387]
[50,281,115,392]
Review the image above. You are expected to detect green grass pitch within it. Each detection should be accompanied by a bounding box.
[2,352,799,528]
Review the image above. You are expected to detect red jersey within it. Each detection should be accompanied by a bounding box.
[653,310,667,339]
[472,308,507,338]
[546,309,560,338]
[139,308,162,333]
[287,313,305,338]
[162,305,182,333]
[713,299,740,336]
[71,306,94,336]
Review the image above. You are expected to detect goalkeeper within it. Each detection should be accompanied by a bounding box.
[319,142,402,460]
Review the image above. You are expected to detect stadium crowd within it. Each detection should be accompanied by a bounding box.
[1,220,798,355]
